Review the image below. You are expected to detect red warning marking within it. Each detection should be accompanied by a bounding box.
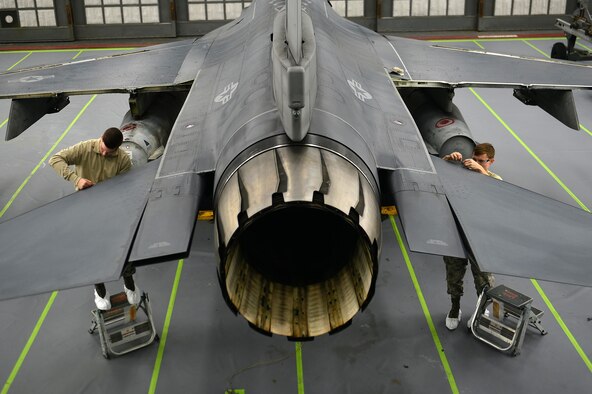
[436,118,454,128]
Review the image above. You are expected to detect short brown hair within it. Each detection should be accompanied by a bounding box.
[101,127,123,149]
[473,143,495,159]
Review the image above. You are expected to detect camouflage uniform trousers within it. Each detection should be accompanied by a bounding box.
[95,263,137,297]
[444,256,494,299]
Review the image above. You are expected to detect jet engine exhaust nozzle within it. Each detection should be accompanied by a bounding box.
[215,146,381,339]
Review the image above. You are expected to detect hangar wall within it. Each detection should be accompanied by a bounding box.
[0,0,578,43]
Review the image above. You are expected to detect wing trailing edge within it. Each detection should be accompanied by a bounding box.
[434,158,592,288]
[0,160,159,301]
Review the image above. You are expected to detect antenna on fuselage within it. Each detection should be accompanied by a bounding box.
[286,0,302,64]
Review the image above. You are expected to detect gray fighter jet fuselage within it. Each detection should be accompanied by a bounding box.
[2,0,592,340]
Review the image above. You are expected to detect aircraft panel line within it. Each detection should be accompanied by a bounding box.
[469,87,592,372]
[389,215,459,394]
[149,260,184,394]
[1,291,58,394]
[386,41,413,80]
[155,69,201,178]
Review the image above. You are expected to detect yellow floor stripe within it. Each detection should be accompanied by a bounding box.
[531,279,592,373]
[469,88,592,374]
[149,260,184,394]
[469,88,590,212]
[7,52,32,71]
[472,40,484,49]
[0,94,98,393]
[576,41,592,53]
[522,39,550,58]
[388,215,459,394]
[0,95,98,218]
[0,118,7,129]
[580,123,592,137]
[1,292,58,394]
[295,342,305,394]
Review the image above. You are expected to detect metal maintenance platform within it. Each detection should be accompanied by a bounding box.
[1,35,592,393]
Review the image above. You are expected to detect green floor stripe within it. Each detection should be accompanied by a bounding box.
[576,41,592,53]
[522,40,550,58]
[389,215,459,394]
[431,36,563,43]
[149,259,184,394]
[1,291,58,394]
[0,118,7,129]
[0,95,98,218]
[473,40,484,49]
[295,342,305,394]
[580,123,592,137]
[7,52,32,71]
[531,279,592,373]
[72,50,84,60]
[470,87,592,374]
[469,87,590,212]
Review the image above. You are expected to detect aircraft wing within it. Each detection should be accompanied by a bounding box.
[0,160,158,301]
[382,35,592,89]
[0,39,211,99]
[433,158,592,287]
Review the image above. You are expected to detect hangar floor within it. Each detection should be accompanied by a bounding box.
[1,33,592,394]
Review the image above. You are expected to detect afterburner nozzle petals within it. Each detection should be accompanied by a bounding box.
[215,145,381,339]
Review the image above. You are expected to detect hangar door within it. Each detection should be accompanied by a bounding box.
[0,0,581,42]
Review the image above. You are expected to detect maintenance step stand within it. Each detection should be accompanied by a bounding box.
[468,284,547,356]
[89,291,159,359]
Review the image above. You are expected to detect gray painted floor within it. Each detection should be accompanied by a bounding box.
[1,36,592,393]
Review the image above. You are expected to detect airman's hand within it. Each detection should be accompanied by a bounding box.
[76,178,95,190]
[462,159,487,174]
[443,152,463,161]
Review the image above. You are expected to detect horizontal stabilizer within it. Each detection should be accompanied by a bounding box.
[381,169,466,258]
[129,173,207,265]
[434,158,592,288]
[6,95,69,140]
[0,160,159,301]
[513,88,579,130]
